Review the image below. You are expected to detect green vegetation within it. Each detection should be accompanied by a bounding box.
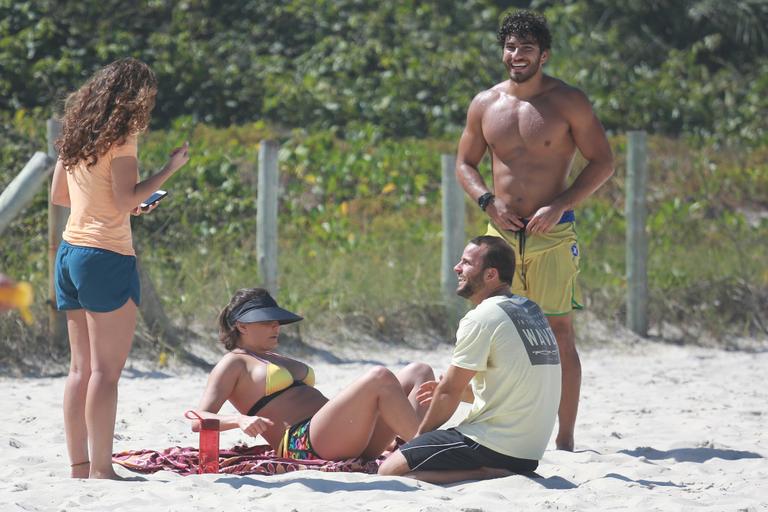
[2,120,766,364]
[1,1,766,144]
[1,1,767,368]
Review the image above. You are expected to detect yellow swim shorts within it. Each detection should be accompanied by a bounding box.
[486,222,583,316]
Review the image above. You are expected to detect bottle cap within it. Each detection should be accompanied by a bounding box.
[200,418,220,430]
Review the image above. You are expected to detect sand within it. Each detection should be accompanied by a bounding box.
[1,339,766,512]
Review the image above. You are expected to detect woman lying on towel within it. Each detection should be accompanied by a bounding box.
[188,287,434,461]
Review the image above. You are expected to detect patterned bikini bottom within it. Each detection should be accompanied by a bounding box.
[277,417,321,460]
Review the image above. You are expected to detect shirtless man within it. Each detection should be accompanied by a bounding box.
[456,10,614,451]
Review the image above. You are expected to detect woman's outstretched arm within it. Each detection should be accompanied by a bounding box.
[190,356,273,436]
[111,140,189,213]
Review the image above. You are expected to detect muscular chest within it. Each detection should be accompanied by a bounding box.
[482,99,571,156]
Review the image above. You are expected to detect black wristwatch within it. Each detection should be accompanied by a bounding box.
[477,192,495,211]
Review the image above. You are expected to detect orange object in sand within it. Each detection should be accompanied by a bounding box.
[0,281,33,324]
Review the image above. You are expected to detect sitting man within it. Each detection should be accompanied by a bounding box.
[379,236,562,484]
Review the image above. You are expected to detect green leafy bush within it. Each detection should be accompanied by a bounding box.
[4,117,764,354]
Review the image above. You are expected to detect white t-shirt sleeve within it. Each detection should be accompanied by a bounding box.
[451,317,490,371]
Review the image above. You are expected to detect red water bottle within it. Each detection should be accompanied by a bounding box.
[199,418,220,474]
[185,411,220,474]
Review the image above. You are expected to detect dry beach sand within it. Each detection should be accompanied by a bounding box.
[1,334,766,511]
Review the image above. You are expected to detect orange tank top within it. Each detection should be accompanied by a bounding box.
[62,134,139,256]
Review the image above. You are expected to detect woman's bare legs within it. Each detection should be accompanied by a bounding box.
[309,366,422,460]
[361,362,434,458]
[84,300,137,479]
[63,309,91,478]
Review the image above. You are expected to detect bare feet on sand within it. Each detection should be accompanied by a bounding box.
[71,462,145,481]
[89,468,122,480]
[70,461,90,479]
[90,470,147,481]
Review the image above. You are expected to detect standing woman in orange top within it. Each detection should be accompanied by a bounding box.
[50,58,190,479]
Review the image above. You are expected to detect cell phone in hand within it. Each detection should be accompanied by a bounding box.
[140,190,168,211]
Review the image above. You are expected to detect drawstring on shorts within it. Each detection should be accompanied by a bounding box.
[517,225,528,291]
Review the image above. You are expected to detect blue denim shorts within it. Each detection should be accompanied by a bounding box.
[55,241,141,312]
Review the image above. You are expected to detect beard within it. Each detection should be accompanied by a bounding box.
[508,55,542,84]
[456,272,484,299]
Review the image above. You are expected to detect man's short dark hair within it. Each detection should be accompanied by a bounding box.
[469,235,516,286]
[497,10,551,51]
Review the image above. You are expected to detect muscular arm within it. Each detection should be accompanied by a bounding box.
[416,365,476,436]
[555,89,614,209]
[456,92,525,231]
[456,94,491,203]
[527,89,614,234]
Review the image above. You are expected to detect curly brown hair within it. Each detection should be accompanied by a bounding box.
[497,10,551,51]
[56,58,157,169]
[218,288,271,351]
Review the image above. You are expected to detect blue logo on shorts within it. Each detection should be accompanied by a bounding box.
[571,243,579,257]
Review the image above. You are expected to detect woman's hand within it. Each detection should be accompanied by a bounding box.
[237,414,274,437]
[129,201,159,216]
[416,380,439,406]
[166,141,190,174]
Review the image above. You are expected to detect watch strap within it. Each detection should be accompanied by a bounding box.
[477,192,494,211]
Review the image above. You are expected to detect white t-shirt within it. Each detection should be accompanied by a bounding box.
[453,294,562,460]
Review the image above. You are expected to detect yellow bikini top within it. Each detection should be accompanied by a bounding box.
[242,350,315,416]
[264,359,315,394]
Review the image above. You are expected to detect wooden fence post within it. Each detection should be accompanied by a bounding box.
[441,154,465,324]
[626,130,649,336]
[257,140,279,296]
[47,119,68,348]
[0,152,54,235]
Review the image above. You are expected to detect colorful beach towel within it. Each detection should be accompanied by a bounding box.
[113,445,381,476]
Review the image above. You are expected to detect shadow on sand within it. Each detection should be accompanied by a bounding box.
[214,475,418,493]
[526,472,578,489]
[620,446,763,463]
[602,472,685,488]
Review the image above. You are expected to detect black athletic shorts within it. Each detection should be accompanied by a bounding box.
[399,428,538,473]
